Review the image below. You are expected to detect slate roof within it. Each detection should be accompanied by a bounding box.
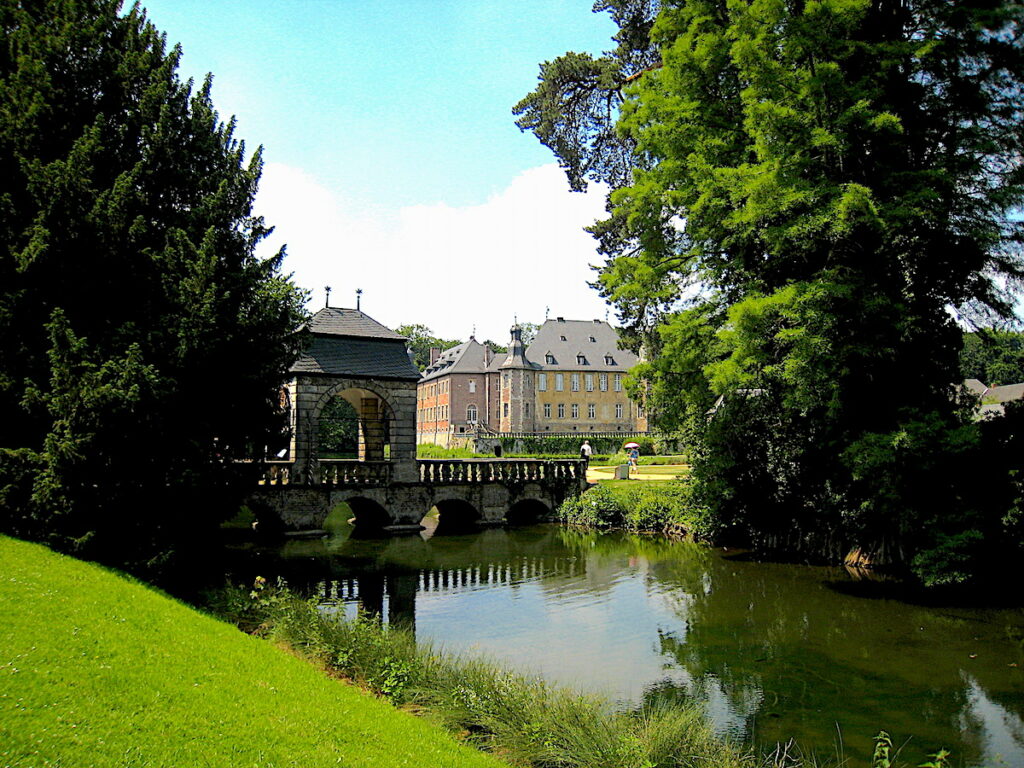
[306,306,406,340]
[421,338,498,381]
[525,318,638,372]
[291,306,420,380]
[983,382,1024,403]
[963,379,988,397]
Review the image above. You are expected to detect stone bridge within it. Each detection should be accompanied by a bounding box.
[251,307,588,535]
[248,457,588,534]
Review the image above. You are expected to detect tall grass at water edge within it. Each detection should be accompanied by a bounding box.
[558,481,718,538]
[214,580,749,768]
[215,581,954,768]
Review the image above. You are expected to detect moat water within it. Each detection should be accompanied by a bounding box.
[226,520,1024,767]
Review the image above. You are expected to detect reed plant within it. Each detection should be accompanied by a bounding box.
[217,579,751,768]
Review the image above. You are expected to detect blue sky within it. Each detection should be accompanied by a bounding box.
[141,0,619,342]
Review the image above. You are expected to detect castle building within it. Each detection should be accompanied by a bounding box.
[416,317,647,445]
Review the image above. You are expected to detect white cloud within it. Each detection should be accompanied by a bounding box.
[254,162,613,343]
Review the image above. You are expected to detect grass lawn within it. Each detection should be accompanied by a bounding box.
[0,535,506,768]
[586,464,689,484]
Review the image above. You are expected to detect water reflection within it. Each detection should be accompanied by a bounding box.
[226,523,1024,767]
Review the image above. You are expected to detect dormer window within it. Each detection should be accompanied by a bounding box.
[560,335,567,341]
[577,355,588,365]
[545,353,555,364]
[589,336,596,343]
[604,355,615,365]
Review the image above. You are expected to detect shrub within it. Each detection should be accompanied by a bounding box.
[558,485,626,528]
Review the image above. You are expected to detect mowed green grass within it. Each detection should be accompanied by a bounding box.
[587,464,690,484]
[0,536,505,768]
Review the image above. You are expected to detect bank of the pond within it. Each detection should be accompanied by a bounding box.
[559,479,714,540]
[0,535,505,768]
[212,580,754,768]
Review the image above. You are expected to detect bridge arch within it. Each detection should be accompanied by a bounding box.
[429,497,482,535]
[506,498,551,526]
[346,496,393,533]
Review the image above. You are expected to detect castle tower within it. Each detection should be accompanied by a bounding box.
[499,324,536,433]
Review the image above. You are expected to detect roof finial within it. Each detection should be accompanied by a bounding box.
[472,324,476,339]
[545,306,549,320]
[325,285,331,308]
[356,288,362,311]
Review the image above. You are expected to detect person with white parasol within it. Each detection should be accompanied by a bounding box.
[624,441,640,475]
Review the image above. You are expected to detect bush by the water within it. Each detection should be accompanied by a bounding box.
[214,579,749,768]
[557,482,713,538]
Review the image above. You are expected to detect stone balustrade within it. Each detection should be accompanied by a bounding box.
[417,459,586,485]
[256,458,586,488]
[258,461,293,485]
[319,459,392,486]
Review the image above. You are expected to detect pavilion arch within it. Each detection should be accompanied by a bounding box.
[313,379,400,424]
[428,498,482,535]
[312,380,398,463]
[506,498,551,526]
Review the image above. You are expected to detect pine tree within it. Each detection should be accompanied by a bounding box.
[0,0,307,580]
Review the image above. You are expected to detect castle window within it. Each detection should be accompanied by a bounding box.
[555,373,564,391]
[600,374,608,391]
[571,373,580,391]
[614,374,623,392]
[538,373,547,391]
[503,403,509,417]
[467,404,478,422]
[557,403,565,418]
[616,403,624,418]
[544,403,551,418]
[585,374,594,391]
[588,403,596,419]
[469,379,476,393]
[571,403,579,419]
[524,402,530,416]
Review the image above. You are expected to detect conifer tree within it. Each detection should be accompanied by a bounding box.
[0,0,307,579]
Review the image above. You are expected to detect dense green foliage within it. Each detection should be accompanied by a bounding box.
[397,323,461,370]
[0,1,307,579]
[518,0,1024,584]
[0,535,503,768]
[559,481,713,537]
[216,577,750,768]
[318,396,360,457]
[960,329,1024,386]
[498,433,657,456]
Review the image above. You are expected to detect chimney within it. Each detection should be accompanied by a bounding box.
[484,345,492,365]
[429,347,441,365]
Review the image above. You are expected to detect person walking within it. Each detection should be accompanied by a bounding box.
[579,439,592,467]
